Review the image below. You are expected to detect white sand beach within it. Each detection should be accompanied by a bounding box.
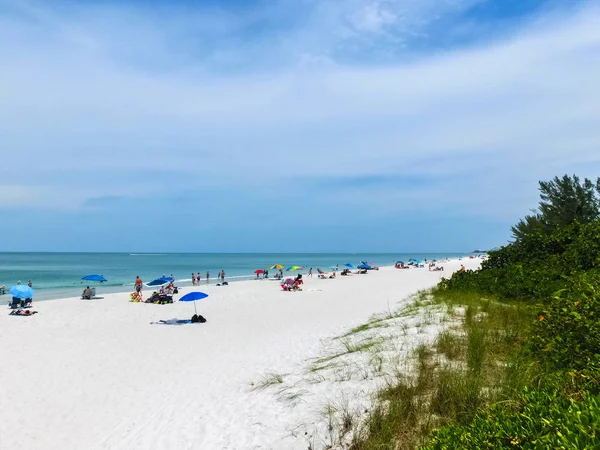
[0,259,480,450]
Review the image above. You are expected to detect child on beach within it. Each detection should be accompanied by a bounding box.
[192,273,196,286]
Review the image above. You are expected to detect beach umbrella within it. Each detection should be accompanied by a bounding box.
[146,276,174,287]
[179,291,208,315]
[286,266,303,271]
[358,264,373,270]
[414,259,423,264]
[344,263,355,269]
[396,261,404,264]
[254,269,264,274]
[10,285,34,299]
[270,264,283,270]
[328,265,338,271]
[82,274,107,282]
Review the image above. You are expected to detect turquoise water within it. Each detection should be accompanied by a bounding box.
[0,252,466,301]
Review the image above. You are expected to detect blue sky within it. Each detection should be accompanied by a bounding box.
[0,0,599,252]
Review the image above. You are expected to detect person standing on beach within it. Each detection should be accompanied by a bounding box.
[206,271,209,285]
[27,280,33,287]
[135,276,143,294]
[220,270,225,283]
[191,273,196,286]
[308,268,313,277]
[197,272,201,285]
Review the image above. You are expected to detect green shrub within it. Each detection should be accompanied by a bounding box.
[424,387,600,449]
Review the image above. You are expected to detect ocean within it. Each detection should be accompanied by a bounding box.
[0,252,467,301]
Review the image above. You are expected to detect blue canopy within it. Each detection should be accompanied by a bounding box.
[180,292,208,302]
[358,264,373,270]
[328,265,338,271]
[414,259,423,264]
[82,274,107,282]
[146,276,174,287]
[344,263,355,269]
[396,261,404,264]
[179,291,208,314]
[10,285,34,299]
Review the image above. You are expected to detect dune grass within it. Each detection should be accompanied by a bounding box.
[251,371,285,390]
[346,289,538,450]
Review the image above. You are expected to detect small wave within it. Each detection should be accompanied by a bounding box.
[128,254,165,256]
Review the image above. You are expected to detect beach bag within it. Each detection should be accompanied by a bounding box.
[191,314,207,323]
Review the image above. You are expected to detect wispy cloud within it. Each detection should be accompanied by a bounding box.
[0,0,599,250]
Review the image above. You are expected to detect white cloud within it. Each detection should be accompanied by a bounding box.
[0,0,598,217]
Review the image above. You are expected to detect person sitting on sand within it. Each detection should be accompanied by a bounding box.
[293,278,303,291]
[130,291,143,302]
[10,309,38,316]
[329,271,337,279]
[81,286,92,299]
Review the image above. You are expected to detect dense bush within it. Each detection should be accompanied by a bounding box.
[425,175,600,449]
[424,387,600,449]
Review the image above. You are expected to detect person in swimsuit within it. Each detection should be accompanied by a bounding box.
[191,273,196,286]
[197,273,202,285]
[10,309,38,316]
[220,270,225,283]
[135,276,143,293]
[206,271,209,285]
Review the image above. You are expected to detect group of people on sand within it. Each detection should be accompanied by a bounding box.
[192,270,226,286]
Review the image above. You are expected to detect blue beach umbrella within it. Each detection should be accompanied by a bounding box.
[179,291,208,315]
[328,265,338,271]
[146,276,174,287]
[344,263,355,269]
[358,264,373,270]
[82,274,107,282]
[10,285,34,299]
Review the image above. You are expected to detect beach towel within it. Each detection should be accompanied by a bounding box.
[151,319,193,325]
[151,317,205,325]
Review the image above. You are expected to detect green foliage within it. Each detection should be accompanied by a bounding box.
[530,270,600,371]
[511,174,600,241]
[427,174,600,450]
[424,386,600,449]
